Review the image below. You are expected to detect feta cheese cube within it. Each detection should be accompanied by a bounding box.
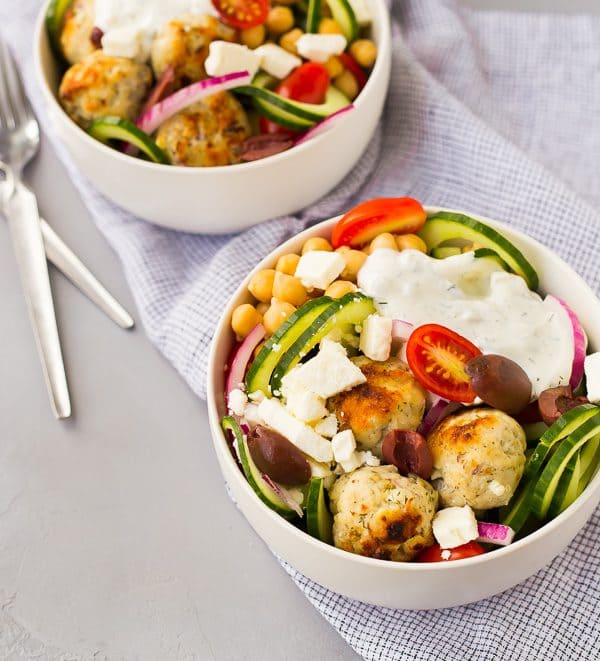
[432,506,479,549]
[227,388,248,416]
[296,34,348,63]
[257,398,333,462]
[205,41,261,79]
[348,0,372,26]
[243,403,262,426]
[284,384,328,422]
[584,352,600,403]
[101,26,148,61]
[359,314,393,361]
[332,429,356,462]
[294,250,346,291]
[339,451,362,473]
[315,414,339,438]
[307,457,334,478]
[254,43,301,79]
[293,339,366,398]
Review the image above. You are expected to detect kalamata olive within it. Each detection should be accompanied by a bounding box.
[465,354,532,415]
[382,430,433,479]
[247,425,310,486]
[537,386,589,426]
[90,27,104,48]
[240,134,294,162]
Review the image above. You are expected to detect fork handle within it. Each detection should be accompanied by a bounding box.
[6,182,71,419]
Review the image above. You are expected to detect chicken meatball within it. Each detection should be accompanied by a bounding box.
[328,357,427,456]
[59,0,98,65]
[428,408,526,510]
[329,465,438,561]
[59,51,152,129]
[151,14,237,87]
[155,92,250,166]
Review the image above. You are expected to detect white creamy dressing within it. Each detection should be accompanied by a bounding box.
[95,0,217,61]
[357,249,573,397]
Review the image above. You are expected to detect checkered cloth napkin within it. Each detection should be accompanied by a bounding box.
[5,0,600,658]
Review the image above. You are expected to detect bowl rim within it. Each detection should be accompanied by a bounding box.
[32,0,392,174]
[207,206,600,573]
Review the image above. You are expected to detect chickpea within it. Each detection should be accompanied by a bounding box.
[276,253,301,275]
[324,55,344,79]
[340,249,367,282]
[334,70,359,100]
[395,234,428,253]
[350,39,378,68]
[369,232,398,253]
[266,6,295,35]
[240,24,266,49]
[263,299,297,335]
[325,280,357,298]
[256,301,269,315]
[319,17,344,35]
[279,27,304,55]
[272,272,308,306]
[248,269,276,303]
[231,304,262,339]
[302,236,333,254]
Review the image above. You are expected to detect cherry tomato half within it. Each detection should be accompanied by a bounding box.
[416,541,486,562]
[331,197,427,248]
[212,0,270,30]
[406,324,482,403]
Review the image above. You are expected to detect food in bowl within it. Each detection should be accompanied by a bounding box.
[220,198,600,564]
[47,0,378,166]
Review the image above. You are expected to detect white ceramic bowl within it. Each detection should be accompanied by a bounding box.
[33,2,391,234]
[207,208,600,610]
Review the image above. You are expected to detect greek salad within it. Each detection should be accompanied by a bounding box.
[221,198,600,563]
[48,0,376,166]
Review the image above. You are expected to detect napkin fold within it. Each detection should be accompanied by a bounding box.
[4,0,599,659]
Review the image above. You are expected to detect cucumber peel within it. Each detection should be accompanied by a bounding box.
[326,0,358,41]
[305,477,333,543]
[46,0,72,59]
[306,0,321,33]
[88,117,170,164]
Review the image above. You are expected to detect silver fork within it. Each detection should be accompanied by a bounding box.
[0,37,71,418]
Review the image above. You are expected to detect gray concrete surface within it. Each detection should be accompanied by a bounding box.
[1,2,597,660]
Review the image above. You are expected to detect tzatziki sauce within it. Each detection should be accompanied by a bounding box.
[357,249,573,397]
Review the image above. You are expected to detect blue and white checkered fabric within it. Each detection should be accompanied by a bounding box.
[4,1,600,658]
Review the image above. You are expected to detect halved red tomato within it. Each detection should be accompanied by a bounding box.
[212,0,270,30]
[416,541,486,562]
[331,198,427,248]
[406,324,482,403]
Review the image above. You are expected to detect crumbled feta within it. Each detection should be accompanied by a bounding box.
[243,403,262,426]
[359,314,393,361]
[432,506,479,549]
[315,414,339,438]
[248,390,266,403]
[292,339,366,399]
[257,398,333,462]
[441,549,452,560]
[205,41,261,79]
[294,250,345,291]
[339,452,363,474]
[284,384,328,422]
[348,0,372,26]
[358,450,381,467]
[286,487,305,507]
[307,458,334,479]
[228,388,248,416]
[296,34,347,63]
[332,429,356,462]
[584,352,600,403]
[488,480,506,497]
[254,43,301,79]
[101,26,148,61]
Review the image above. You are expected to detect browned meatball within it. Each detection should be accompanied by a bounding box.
[155,92,250,167]
[60,0,98,65]
[328,356,427,456]
[59,51,152,129]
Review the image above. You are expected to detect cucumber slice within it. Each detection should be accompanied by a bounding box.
[305,478,333,543]
[46,0,72,59]
[531,411,600,518]
[419,212,539,290]
[269,292,376,394]
[326,0,358,41]
[499,479,534,534]
[430,246,462,259]
[88,117,170,164]
[221,416,298,520]
[473,247,513,273]
[524,404,597,479]
[523,421,549,445]
[547,451,581,518]
[246,296,334,396]
[306,0,321,32]
[577,435,600,495]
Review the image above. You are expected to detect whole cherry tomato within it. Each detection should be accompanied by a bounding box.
[211,0,270,30]
[416,541,486,562]
[406,324,482,403]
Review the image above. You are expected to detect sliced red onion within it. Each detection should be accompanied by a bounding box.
[547,295,588,389]
[226,323,266,406]
[477,521,515,546]
[294,104,354,146]
[418,398,455,437]
[262,475,304,517]
[391,319,414,342]
[136,70,252,135]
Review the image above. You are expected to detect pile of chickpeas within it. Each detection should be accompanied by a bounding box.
[238,0,378,102]
[231,231,428,341]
